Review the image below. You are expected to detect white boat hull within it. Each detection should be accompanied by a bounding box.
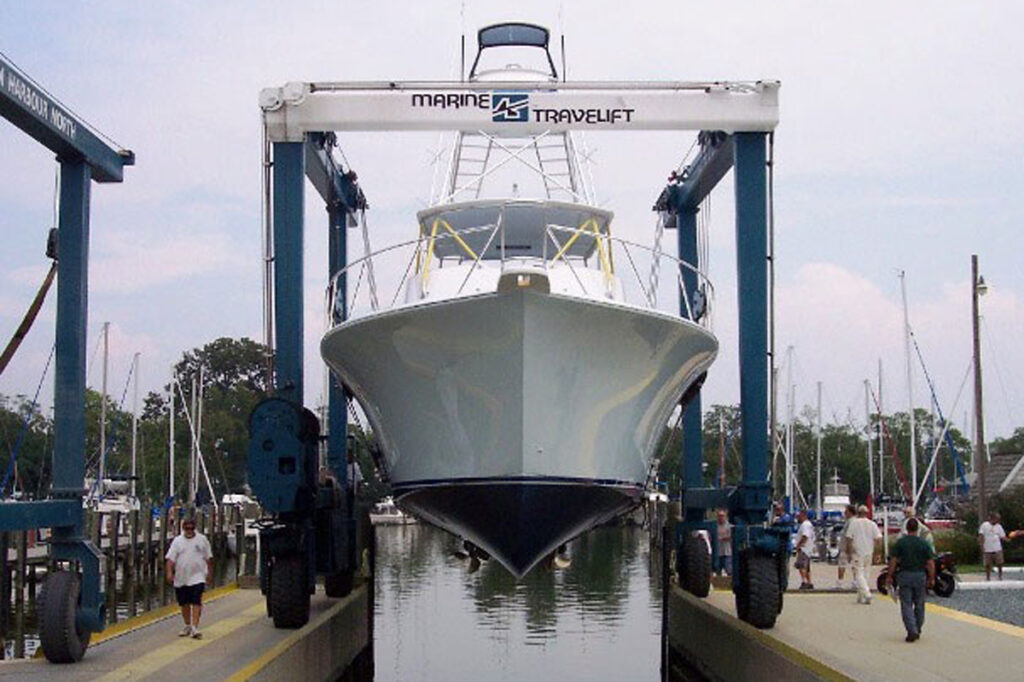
[321,288,716,575]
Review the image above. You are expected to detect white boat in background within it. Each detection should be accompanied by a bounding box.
[321,23,717,576]
[222,493,262,555]
[369,497,417,526]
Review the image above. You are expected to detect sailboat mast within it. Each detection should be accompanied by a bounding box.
[131,352,140,500]
[865,379,874,503]
[878,358,884,499]
[816,381,822,520]
[900,271,917,507]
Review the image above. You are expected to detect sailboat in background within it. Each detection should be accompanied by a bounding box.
[83,323,140,532]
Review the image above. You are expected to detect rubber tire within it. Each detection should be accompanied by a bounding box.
[324,570,354,598]
[39,571,91,663]
[269,555,310,628]
[876,570,890,596]
[933,572,955,598]
[735,552,780,630]
[678,534,711,598]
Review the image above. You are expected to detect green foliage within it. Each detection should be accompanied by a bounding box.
[0,393,52,497]
[653,401,975,507]
[934,529,980,565]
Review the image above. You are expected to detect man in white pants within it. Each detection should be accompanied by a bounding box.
[844,504,882,604]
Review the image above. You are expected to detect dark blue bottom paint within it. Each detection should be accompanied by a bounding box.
[395,481,641,577]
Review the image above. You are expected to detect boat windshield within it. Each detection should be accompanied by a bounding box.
[416,201,612,261]
[470,22,558,80]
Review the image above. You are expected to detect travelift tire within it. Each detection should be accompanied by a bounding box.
[39,571,91,663]
[735,551,780,629]
[324,570,354,598]
[269,555,310,628]
[933,572,955,598]
[677,533,711,597]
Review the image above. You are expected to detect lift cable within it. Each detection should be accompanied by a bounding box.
[0,262,57,377]
[0,344,55,497]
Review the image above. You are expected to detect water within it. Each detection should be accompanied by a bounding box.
[373,523,665,681]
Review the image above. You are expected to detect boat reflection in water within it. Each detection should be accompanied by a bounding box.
[374,523,663,680]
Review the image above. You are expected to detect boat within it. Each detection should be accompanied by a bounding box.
[222,493,262,555]
[819,470,851,519]
[370,496,417,525]
[320,22,717,576]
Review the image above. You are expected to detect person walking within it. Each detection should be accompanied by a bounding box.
[885,517,935,642]
[844,504,882,604]
[794,509,815,590]
[714,509,732,576]
[837,504,855,589]
[165,516,213,639]
[979,512,1008,581]
[900,506,934,552]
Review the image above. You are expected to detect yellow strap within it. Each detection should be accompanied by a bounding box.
[438,218,479,260]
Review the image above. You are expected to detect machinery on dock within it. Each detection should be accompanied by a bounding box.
[0,52,134,661]
[253,20,787,630]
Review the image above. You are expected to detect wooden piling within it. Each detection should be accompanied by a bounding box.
[0,531,9,661]
[14,530,27,658]
[127,509,138,618]
[159,506,168,605]
[143,504,153,611]
[234,511,244,582]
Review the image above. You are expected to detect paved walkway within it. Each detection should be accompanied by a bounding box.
[707,586,1024,681]
[0,585,359,681]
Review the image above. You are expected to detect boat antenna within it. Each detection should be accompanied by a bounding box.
[561,34,567,82]
[459,1,466,82]
[559,3,567,81]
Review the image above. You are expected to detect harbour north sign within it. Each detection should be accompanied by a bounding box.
[0,64,78,141]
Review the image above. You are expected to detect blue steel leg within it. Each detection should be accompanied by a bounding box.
[272,142,306,403]
[732,133,772,525]
[677,207,705,523]
[327,202,352,575]
[52,159,105,631]
[326,203,347,484]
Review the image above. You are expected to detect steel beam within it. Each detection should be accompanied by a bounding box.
[733,133,771,521]
[52,160,91,505]
[272,142,306,403]
[0,54,133,182]
[261,80,779,140]
[672,132,734,212]
[677,208,704,518]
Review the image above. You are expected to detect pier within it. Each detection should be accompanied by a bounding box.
[666,569,1024,682]
[0,582,372,681]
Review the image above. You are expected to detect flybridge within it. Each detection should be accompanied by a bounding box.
[260,80,779,140]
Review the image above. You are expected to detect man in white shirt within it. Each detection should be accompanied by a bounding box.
[165,517,213,638]
[794,509,815,590]
[979,512,1008,581]
[844,504,883,604]
[714,509,732,576]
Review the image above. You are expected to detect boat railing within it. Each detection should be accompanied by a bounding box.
[327,221,714,326]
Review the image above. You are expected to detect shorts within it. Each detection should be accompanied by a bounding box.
[794,552,811,571]
[175,582,205,606]
[984,551,1004,568]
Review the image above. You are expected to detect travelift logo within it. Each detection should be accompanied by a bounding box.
[491,92,529,122]
[409,91,635,126]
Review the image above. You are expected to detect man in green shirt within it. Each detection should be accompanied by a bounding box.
[885,517,935,642]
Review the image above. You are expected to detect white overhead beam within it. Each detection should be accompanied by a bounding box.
[260,80,779,141]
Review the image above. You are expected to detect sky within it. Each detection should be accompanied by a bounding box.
[2,1,1023,445]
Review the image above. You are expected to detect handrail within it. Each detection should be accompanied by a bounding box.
[328,222,713,325]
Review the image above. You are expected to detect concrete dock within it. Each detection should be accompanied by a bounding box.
[0,583,371,681]
[668,571,1024,682]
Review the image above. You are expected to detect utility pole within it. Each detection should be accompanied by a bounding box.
[865,379,874,504]
[972,254,988,520]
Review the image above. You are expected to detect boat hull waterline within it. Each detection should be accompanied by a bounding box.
[322,288,717,576]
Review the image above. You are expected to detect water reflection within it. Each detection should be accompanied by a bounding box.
[374,523,663,681]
